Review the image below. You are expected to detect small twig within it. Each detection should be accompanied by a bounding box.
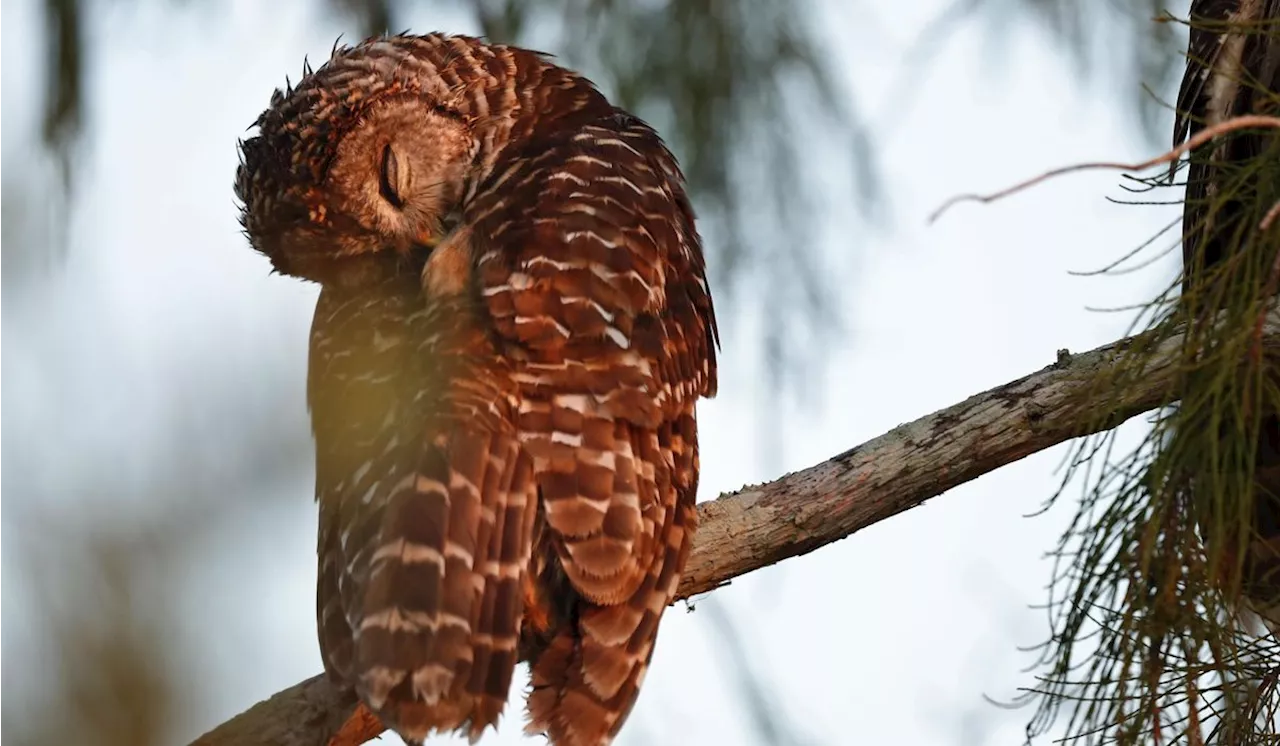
[1185,669,1203,746]
[928,115,1280,224]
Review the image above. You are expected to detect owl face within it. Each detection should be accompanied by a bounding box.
[237,66,477,288]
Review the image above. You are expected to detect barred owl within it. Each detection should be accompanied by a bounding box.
[1174,0,1280,626]
[234,33,718,745]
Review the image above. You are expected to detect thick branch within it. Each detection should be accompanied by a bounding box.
[191,304,1280,746]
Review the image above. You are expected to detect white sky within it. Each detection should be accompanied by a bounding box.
[1,1,1185,744]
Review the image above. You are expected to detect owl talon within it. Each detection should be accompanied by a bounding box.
[328,702,385,746]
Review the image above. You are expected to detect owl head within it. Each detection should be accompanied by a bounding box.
[235,36,482,287]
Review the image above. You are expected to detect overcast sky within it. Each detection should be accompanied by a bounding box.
[1,1,1185,744]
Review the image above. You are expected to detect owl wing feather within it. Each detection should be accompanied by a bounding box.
[470,113,717,745]
[310,282,541,743]
[355,428,538,742]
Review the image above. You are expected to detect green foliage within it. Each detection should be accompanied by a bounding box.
[1029,297,1280,743]
[903,0,1183,145]
[1024,10,1280,743]
[984,0,1183,140]
[41,0,81,185]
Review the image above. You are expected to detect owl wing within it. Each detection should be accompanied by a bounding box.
[470,113,718,744]
[310,282,541,743]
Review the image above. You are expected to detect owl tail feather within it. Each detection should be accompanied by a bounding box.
[351,431,538,744]
[525,484,697,746]
[524,605,654,746]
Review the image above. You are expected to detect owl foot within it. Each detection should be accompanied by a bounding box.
[328,702,385,746]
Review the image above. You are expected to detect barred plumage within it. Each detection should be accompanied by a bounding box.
[235,33,718,745]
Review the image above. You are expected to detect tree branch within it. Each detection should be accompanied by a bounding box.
[190,303,1280,746]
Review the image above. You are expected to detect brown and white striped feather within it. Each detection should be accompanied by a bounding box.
[310,275,540,743]
[469,109,717,744]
